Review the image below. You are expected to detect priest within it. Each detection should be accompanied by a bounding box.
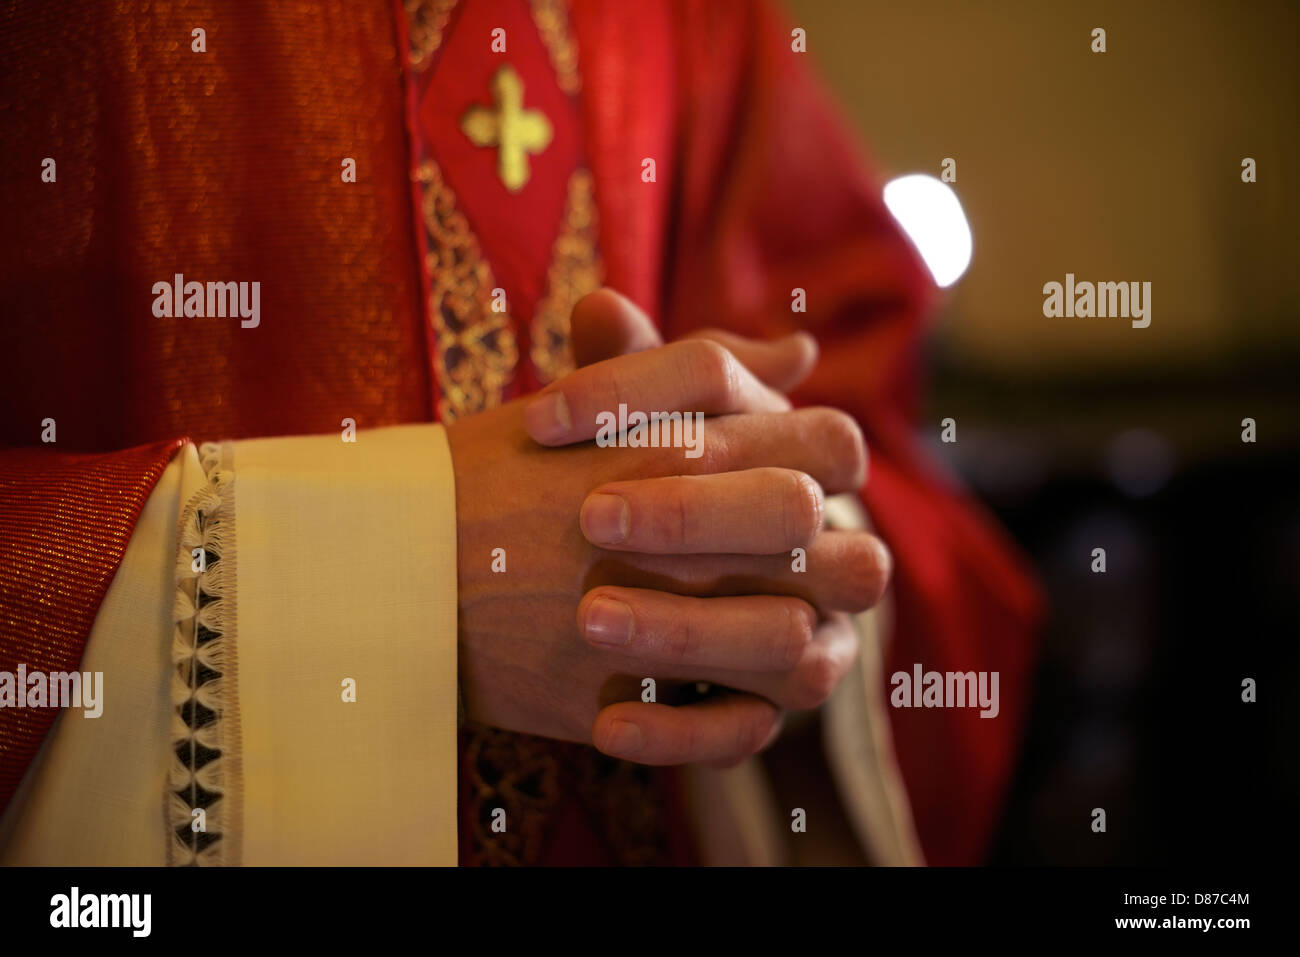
[0,0,1041,866]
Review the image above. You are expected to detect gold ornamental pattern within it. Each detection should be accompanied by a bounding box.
[405,0,459,73]
[530,167,602,385]
[416,160,520,422]
[529,0,583,95]
[407,0,581,90]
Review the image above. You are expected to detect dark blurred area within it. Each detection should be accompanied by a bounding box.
[934,395,1300,865]
[787,0,1299,863]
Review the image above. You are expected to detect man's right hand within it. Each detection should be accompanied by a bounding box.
[446,336,889,767]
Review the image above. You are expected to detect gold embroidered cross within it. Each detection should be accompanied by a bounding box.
[460,65,553,193]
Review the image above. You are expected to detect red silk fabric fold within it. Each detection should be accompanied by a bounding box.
[0,440,185,813]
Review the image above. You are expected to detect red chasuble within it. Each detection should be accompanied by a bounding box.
[0,0,1041,865]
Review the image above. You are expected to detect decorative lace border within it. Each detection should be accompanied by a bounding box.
[168,442,242,865]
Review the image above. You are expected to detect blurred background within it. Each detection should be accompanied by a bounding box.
[785,0,1299,864]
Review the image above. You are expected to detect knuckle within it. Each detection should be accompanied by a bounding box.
[845,534,892,610]
[781,470,824,544]
[815,408,868,487]
[598,370,629,421]
[681,424,730,475]
[647,443,688,476]
[792,648,840,710]
[700,430,732,473]
[655,483,691,550]
[693,339,741,408]
[666,609,698,665]
[777,603,814,669]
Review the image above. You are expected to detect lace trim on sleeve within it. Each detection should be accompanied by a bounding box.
[168,441,243,865]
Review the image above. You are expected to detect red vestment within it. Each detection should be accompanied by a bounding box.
[0,0,1041,864]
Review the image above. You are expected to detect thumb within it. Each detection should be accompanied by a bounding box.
[570,288,664,367]
[681,327,818,394]
[568,288,819,393]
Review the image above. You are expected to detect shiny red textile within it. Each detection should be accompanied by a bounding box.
[0,439,184,813]
[0,0,432,829]
[0,0,1041,864]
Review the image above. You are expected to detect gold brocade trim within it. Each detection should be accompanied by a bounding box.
[417,159,519,422]
[569,748,674,866]
[530,168,603,384]
[413,161,600,418]
[405,0,458,73]
[406,0,580,90]
[464,728,561,866]
[529,0,582,95]
[462,727,676,866]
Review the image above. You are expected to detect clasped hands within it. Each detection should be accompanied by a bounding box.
[446,290,891,767]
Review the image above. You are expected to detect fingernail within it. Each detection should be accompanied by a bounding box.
[581,493,630,545]
[524,391,571,443]
[585,597,634,646]
[602,719,644,756]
